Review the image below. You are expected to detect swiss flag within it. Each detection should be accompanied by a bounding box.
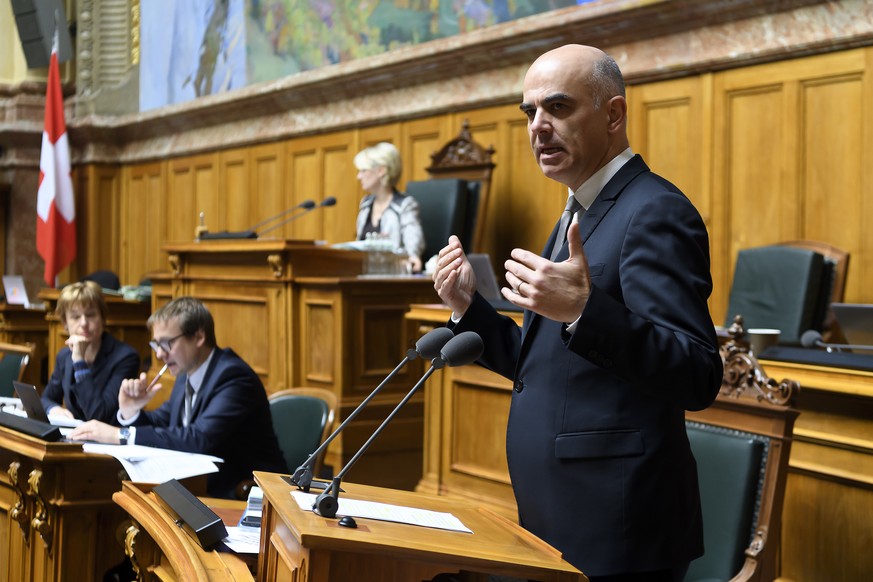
[36,38,76,286]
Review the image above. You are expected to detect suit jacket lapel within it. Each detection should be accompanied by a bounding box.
[521,155,650,338]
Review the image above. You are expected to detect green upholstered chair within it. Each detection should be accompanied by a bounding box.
[0,342,34,398]
[406,178,472,263]
[268,387,337,479]
[724,245,829,345]
[685,319,799,582]
[775,240,850,342]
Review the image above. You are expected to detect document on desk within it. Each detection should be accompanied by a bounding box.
[290,490,472,533]
[83,443,222,482]
[221,525,261,554]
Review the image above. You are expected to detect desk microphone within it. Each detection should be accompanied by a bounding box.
[800,329,873,353]
[197,199,316,240]
[259,196,337,237]
[289,326,455,492]
[312,331,484,519]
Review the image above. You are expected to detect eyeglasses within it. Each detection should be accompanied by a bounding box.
[149,333,186,353]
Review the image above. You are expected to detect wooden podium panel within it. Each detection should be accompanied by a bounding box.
[407,304,521,520]
[0,425,126,582]
[253,471,586,582]
[0,303,49,387]
[112,481,254,582]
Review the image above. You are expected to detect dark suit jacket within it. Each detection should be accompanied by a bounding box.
[41,332,140,424]
[453,155,723,577]
[132,347,286,499]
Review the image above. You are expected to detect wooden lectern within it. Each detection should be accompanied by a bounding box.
[0,424,127,582]
[254,471,587,582]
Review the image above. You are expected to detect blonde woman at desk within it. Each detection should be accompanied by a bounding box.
[354,142,426,272]
[41,281,140,424]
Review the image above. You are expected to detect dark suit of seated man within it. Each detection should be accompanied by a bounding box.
[71,296,286,499]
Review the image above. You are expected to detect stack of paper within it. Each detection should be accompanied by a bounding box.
[83,443,222,482]
[239,486,263,528]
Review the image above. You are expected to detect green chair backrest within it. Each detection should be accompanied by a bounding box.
[725,246,826,344]
[685,422,768,582]
[268,393,331,473]
[0,352,29,398]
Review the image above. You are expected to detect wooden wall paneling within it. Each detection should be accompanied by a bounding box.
[75,164,121,280]
[218,147,247,232]
[401,117,450,184]
[627,75,714,316]
[250,142,285,235]
[166,153,219,244]
[284,132,354,244]
[120,162,165,286]
[711,73,796,325]
[322,139,355,245]
[359,123,401,153]
[711,49,870,323]
[863,48,873,310]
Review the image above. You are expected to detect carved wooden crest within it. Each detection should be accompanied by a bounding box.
[427,119,495,173]
[720,315,800,406]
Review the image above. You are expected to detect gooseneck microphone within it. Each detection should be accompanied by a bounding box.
[259,196,337,236]
[800,329,873,353]
[197,199,316,240]
[289,327,455,492]
[313,331,484,519]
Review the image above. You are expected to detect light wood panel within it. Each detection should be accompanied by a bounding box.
[710,48,873,323]
[167,153,219,244]
[121,162,166,284]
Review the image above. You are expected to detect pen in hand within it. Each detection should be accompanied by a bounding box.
[145,363,169,392]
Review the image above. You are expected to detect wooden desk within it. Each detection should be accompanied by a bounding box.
[407,304,873,581]
[756,358,873,582]
[112,481,254,581]
[0,303,50,387]
[37,288,152,380]
[407,303,521,519]
[253,471,586,582]
[0,424,126,582]
[158,240,438,491]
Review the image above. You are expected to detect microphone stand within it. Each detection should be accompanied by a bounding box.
[289,327,454,491]
[197,200,315,240]
[259,197,337,237]
[312,331,483,520]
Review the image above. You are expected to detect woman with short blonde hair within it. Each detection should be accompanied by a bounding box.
[41,280,140,423]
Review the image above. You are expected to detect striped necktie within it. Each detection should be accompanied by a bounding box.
[184,380,194,427]
[550,196,583,261]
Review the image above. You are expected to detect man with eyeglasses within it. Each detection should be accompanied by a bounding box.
[71,296,286,499]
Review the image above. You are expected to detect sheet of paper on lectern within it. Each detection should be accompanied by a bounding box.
[290,490,472,534]
[83,443,222,482]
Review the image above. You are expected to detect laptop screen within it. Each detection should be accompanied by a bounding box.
[12,381,51,423]
[830,303,873,347]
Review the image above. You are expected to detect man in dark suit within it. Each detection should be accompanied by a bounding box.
[72,296,286,499]
[433,45,723,580]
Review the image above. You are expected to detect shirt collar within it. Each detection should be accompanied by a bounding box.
[570,147,635,210]
[186,348,215,393]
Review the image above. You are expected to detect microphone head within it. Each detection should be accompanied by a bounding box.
[439,331,484,367]
[299,199,317,210]
[320,196,337,207]
[800,329,823,348]
[414,327,454,360]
